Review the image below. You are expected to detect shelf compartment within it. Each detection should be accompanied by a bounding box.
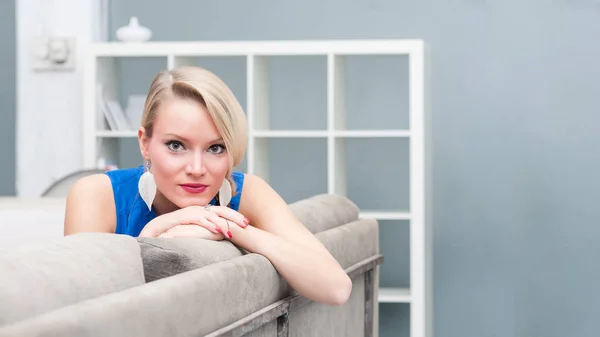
[95,137,143,170]
[331,54,409,131]
[94,56,168,133]
[379,220,411,292]
[379,302,410,337]
[249,137,328,204]
[169,56,247,112]
[248,55,328,131]
[333,137,410,212]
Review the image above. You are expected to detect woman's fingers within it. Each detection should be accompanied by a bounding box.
[202,211,225,235]
[159,225,223,240]
[195,214,221,234]
[208,206,249,228]
[159,225,194,238]
[204,212,233,239]
[149,205,248,239]
[222,218,233,239]
[159,225,185,237]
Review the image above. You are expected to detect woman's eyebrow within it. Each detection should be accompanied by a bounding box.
[165,133,223,144]
[164,133,189,142]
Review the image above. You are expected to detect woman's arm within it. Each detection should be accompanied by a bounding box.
[236,174,352,306]
[64,174,116,235]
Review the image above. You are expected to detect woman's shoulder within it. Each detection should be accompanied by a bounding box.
[232,172,269,193]
[234,172,269,187]
[68,166,142,203]
[64,173,116,234]
[69,173,113,196]
[234,173,273,198]
[236,173,288,219]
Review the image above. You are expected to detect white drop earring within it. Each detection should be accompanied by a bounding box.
[218,178,232,206]
[138,159,157,211]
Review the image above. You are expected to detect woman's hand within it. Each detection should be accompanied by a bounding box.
[157,225,224,240]
[202,205,250,239]
[138,205,249,238]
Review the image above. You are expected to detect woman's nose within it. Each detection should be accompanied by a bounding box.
[185,154,206,175]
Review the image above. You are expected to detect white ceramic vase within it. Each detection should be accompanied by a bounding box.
[116,17,152,42]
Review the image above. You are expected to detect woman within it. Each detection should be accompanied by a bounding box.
[64,66,352,306]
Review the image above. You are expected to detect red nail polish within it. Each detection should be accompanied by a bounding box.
[243,217,249,226]
[227,231,232,239]
[215,228,222,233]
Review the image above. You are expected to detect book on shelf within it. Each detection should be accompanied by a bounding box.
[96,84,131,131]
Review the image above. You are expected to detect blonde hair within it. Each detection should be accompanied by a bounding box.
[141,66,248,194]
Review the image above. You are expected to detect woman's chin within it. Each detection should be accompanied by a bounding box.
[173,196,213,209]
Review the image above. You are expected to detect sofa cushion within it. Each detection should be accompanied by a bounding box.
[137,238,245,282]
[289,194,360,234]
[0,232,145,326]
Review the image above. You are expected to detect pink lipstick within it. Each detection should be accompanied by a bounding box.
[180,183,208,194]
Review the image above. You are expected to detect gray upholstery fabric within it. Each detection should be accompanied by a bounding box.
[0,233,145,326]
[315,218,379,269]
[288,193,360,234]
[137,238,246,282]
[244,320,277,337]
[0,218,379,337]
[0,254,289,337]
[288,275,366,337]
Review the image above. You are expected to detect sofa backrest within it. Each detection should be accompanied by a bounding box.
[0,218,380,337]
[0,233,146,326]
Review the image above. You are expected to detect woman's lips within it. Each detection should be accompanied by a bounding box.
[180,184,208,194]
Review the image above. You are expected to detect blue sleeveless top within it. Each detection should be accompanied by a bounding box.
[105,166,245,237]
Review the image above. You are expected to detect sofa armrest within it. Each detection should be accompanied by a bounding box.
[289,194,360,234]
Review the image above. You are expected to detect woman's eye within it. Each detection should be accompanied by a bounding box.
[209,144,226,154]
[166,141,185,152]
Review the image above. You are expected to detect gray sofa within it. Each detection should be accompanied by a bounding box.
[0,194,382,337]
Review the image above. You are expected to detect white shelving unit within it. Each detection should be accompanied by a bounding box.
[82,39,431,337]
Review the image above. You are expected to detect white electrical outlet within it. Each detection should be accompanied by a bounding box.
[30,36,76,71]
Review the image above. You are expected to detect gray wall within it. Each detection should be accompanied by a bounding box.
[0,0,16,196]
[111,1,600,337]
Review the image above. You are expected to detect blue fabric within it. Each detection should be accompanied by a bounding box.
[105,166,245,237]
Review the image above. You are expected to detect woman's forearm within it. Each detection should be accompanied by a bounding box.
[233,225,352,306]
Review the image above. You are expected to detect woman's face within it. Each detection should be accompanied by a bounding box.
[140,97,230,209]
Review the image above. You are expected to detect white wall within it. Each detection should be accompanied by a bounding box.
[16,0,98,197]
